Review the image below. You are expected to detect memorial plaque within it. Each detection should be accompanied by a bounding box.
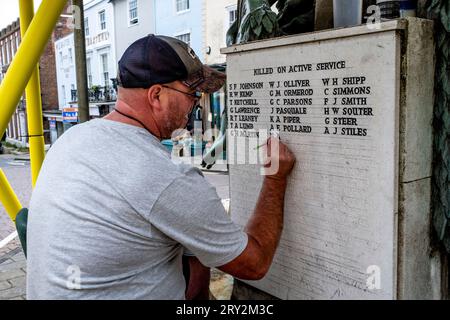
[223,24,410,299]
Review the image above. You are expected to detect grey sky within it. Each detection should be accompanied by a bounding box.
[0,0,43,30]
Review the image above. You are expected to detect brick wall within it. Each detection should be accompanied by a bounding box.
[0,15,72,112]
[39,40,59,110]
[0,2,73,142]
[40,1,74,111]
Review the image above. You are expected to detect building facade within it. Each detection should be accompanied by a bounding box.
[154,0,204,61]
[204,0,237,65]
[84,0,117,92]
[112,0,238,64]
[1,0,237,147]
[0,20,26,146]
[54,0,117,136]
[112,0,237,65]
[110,0,156,61]
[55,34,77,110]
[109,0,236,164]
[42,2,76,143]
[201,0,237,159]
[0,18,60,146]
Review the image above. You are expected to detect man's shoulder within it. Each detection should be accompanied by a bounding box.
[55,119,164,154]
[49,119,108,147]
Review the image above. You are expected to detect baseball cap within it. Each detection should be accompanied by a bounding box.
[117,34,226,93]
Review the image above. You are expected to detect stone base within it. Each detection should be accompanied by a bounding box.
[231,280,279,300]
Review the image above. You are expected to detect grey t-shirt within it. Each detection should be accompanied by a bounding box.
[26,119,247,300]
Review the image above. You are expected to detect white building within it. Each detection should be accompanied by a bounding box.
[110,0,155,61]
[202,0,237,147]
[54,0,117,123]
[55,34,77,110]
[84,0,117,91]
[204,0,237,65]
[108,0,238,166]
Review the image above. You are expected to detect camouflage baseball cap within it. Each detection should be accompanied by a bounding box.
[118,34,226,93]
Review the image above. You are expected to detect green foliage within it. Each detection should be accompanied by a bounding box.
[90,85,101,92]
[428,0,450,252]
[3,141,16,148]
[237,3,280,43]
[228,0,315,45]
[428,0,450,31]
[1,141,29,153]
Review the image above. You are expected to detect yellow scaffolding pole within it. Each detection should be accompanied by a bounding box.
[0,0,67,220]
[0,170,22,221]
[0,0,67,137]
[19,0,45,188]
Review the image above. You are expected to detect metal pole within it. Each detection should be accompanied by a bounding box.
[19,0,45,188]
[0,170,22,221]
[73,0,89,123]
[0,0,67,220]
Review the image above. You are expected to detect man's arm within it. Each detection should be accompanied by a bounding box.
[183,255,211,300]
[218,138,295,280]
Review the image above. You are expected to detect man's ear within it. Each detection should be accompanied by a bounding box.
[147,85,163,112]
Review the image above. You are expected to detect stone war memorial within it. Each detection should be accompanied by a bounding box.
[223,15,446,299]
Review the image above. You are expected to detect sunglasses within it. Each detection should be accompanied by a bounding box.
[161,85,202,101]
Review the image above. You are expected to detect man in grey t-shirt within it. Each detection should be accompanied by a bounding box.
[26,35,296,299]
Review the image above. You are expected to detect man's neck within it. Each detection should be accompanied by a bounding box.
[103,100,162,140]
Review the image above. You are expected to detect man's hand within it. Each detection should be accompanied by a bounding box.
[262,137,296,180]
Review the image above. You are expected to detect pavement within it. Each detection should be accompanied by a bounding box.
[0,154,31,257]
[0,153,231,300]
[0,248,26,300]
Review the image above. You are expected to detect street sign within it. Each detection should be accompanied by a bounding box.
[62,107,78,123]
[49,118,56,129]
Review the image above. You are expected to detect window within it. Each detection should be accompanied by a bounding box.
[1,42,4,66]
[71,84,76,101]
[229,8,237,26]
[129,0,138,25]
[99,10,106,30]
[101,53,109,86]
[62,85,66,105]
[176,0,189,13]
[15,35,20,55]
[10,36,16,58]
[59,51,63,65]
[68,48,73,62]
[9,38,13,61]
[175,33,190,46]
[84,18,89,36]
[6,40,10,64]
[86,58,92,88]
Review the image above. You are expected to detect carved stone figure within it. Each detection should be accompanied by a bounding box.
[226,0,315,46]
